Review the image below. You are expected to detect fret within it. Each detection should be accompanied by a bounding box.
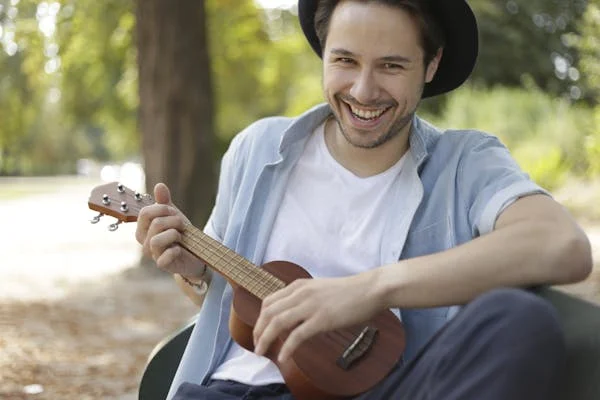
[180,221,285,300]
[257,286,270,300]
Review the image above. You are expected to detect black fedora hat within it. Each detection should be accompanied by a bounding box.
[298,0,479,98]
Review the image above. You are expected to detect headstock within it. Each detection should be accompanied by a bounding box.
[88,182,153,230]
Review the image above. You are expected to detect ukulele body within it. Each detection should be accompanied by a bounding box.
[229,260,406,400]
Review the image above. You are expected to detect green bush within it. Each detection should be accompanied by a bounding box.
[422,85,596,190]
[512,141,569,191]
[585,107,600,176]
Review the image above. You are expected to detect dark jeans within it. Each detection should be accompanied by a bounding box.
[173,288,566,400]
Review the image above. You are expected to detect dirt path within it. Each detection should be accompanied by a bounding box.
[1,178,198,399]
[1,177,599,399]
[1,272,198,399]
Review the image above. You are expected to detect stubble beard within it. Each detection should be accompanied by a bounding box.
[332,99,417,150]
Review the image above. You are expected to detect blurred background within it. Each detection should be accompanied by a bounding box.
[0,0,599,398]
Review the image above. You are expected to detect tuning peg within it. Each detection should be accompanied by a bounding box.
[108,220,122,232]
[90,213,104,224]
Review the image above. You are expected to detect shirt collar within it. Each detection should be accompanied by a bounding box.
[279,103,332,155]
[409,115,442,171]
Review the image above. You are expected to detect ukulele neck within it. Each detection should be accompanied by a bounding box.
[180,222,285,299]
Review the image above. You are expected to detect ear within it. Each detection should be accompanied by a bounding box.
[425,48,444,83]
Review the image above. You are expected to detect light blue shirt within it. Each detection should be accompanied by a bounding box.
[167,103,547,398]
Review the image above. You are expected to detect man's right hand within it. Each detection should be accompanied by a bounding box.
[135,183,206,279]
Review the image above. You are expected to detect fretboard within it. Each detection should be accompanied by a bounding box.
[180,221,285,299]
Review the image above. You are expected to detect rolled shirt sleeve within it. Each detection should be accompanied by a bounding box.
[458,133,550,237]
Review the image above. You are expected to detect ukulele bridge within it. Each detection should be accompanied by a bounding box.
[336,326,378,370]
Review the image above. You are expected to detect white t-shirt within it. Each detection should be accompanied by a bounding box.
[210,121,407,385]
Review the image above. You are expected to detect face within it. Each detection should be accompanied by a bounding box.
[322,1,441,149]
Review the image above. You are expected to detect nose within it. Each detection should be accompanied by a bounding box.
[349,69,380,105]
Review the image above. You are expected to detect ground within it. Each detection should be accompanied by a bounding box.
[1,177,198,400]
[1,177,599,399]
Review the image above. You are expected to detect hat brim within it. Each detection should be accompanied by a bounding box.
[298,0,479,98]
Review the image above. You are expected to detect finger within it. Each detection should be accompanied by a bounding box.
[261,279,307,308]
[143,214,185,256]
[254,288,298,345]
[155,245,183,270]
[277,319,321,363]
[149,228,181,261]
[135,204,173,244]
[254,304,309,357]
[136,181,175,244]
[154,182,173,206]
[147,214,186,241]
[254,281,310,347]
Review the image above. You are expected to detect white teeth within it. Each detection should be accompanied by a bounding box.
[349,105,386,120]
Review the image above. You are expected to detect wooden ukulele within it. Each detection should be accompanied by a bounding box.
[88,182,406,400]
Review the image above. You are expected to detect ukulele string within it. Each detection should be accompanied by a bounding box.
[184,230,273,298]
[184,224,285,298]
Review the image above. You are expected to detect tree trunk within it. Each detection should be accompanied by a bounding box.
[135,0,216,228]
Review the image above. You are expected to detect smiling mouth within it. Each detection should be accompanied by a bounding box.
[344,101,392,122]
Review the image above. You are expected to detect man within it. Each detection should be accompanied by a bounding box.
[136,0,593,399]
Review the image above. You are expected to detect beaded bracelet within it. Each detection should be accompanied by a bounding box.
[179,264,209,296]
[180,274,209,296]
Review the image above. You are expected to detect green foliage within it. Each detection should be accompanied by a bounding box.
[571,0,600,100]
[208,0,279,141]
[0,0,598,180]
[57,0,137,160]
[422,85,596,190]
[585,107,600,175]
[512,141,569,190]
[468,0,588,98]
[208,2,321,144]
[0,0,86,174]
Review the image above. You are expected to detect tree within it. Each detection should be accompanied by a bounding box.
[574,0,600,99]
[57,0,137,161]
[0,47,36,174]
[572,0,600,175]
[0,0,89,175]
[135,0,215,226]
[468,0,588,98]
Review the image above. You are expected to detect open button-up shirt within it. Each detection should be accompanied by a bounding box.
[167,103,547,399]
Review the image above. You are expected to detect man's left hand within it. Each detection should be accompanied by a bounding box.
[253,273,383,363]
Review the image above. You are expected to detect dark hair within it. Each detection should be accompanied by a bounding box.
[314,0,446,66]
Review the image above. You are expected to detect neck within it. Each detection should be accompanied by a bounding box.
[180,221,285,299]
[324,117,411,178]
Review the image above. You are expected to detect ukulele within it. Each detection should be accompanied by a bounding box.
[88,182,406,400]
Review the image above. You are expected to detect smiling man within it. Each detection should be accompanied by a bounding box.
[135,1,592,399]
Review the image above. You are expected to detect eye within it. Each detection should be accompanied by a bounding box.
[336,57,355,64]
[382,63,404,71]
